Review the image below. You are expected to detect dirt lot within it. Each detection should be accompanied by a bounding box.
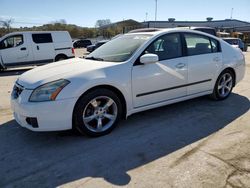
[0,49,250,188]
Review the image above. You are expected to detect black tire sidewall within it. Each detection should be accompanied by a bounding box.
[212,70,234,100]
[73,89,122,137]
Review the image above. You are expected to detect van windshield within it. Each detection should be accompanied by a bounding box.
[86,34,152,62]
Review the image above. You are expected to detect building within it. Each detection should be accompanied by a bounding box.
[141,19,250,43]
[100,19,250,43]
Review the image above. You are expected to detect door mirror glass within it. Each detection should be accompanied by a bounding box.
[140,53,159,64]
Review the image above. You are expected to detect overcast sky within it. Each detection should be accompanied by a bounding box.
[1,0,250,28]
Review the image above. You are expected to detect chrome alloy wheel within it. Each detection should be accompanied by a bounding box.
[82,96,118,133]
[217,73,233,98]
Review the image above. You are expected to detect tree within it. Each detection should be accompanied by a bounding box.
[95,19,111,28]
[0,18,13,32]
[50,19,67,25]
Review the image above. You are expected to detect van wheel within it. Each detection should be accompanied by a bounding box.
[55,55,67,62]
[0,65,5,72]
[73,89,122,137]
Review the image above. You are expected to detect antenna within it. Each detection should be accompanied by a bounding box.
[230,8,234,19]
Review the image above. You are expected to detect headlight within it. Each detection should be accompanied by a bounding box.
[29,79,70,102]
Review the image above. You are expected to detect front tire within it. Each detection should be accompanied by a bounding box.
[210,70,234,100]
[73,89,122,137]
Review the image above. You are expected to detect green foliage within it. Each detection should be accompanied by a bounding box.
[0,23,97,38]
[0,19,142,39]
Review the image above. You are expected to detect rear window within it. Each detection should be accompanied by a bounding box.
[210,38,221,53]
[184,33,212,56]
[32,33,53,43]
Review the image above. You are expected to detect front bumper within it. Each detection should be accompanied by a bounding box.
[11,88,77,132]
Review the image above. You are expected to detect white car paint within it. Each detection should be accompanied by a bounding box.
[11,28,245,132]
[0,31,74,69]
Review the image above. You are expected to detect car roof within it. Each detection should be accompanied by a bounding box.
[2,31,68,38]
[126,28,219,39]
[222,37,240,40]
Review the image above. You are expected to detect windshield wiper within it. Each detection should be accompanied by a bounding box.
[85,56,104,61]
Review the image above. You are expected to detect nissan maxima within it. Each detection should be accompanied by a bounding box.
[11,28,245,137]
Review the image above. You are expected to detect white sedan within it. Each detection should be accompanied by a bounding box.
[11,28,245,137]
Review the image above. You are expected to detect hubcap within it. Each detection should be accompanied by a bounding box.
[217,73,233,97]
[83,96,118,132]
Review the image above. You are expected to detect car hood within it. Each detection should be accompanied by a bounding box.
[17,58,117,89]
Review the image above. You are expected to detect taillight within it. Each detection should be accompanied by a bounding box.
[71,48,75,55]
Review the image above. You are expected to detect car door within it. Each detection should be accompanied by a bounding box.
[0,34,33,66]
[31,33,55,63]
[183,33,223,95]
[132,33,188,108]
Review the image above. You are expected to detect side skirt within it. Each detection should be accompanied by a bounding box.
[127,90,213,117]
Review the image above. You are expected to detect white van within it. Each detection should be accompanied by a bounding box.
[0,31,75,71]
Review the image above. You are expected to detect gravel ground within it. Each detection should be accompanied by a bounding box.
[0,49,249,188]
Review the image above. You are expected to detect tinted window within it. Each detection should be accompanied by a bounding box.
[0,35,23,49]
[224,39,239,45]
[184,34,212,56]
[210,38,221,53]
[145,33,182,61]
[32,33,52,43]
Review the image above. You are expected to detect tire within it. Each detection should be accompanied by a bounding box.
[55,55,67,62]
[210,70,234,100]
[0,65,5,72]
[73,88,122,137]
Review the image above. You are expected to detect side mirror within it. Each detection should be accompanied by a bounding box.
[140,53,159,64]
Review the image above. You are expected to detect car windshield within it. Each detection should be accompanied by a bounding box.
[224,39,239,45]
[86,34,152,62]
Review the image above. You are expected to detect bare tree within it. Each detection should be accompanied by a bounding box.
[0,19,13,32]
[50,19,67,24]
[95,19,111,28]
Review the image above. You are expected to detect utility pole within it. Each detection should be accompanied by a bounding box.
[155,0,158,21]
[145,12,148,22]
[230,8,234,19]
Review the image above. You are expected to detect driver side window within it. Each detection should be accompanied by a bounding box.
[144,33,182,61]
[0,35,23,49]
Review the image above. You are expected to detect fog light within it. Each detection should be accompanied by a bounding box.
[26,117,38,128]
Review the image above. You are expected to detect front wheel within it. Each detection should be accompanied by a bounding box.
[73,89,122,137]
[210,70,234,100]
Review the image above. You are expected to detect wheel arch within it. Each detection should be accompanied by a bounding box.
[220,67,236,87]
[73,84,128,120]
[55,53,68,61]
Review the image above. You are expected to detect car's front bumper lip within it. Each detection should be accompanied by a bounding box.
[11,90,77,131]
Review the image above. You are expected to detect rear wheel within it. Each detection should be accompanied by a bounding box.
[210,70,234,100]
[73,89,122,137]
[0,65,5,72]
[55,54,67,62]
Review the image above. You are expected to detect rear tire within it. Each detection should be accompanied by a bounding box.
[210,70,234,100]
[55,54,67,62]
[73,89,122,137]
[0,65,5,72]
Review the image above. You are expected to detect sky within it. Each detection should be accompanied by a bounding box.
[0,0,250,28]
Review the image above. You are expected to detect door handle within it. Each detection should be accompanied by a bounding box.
[175,63,186,69]
[213,57,220,62]
[37,46,39,50]
[20,47,26,51]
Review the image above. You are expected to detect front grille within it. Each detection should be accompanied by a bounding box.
[12,82,24,99]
